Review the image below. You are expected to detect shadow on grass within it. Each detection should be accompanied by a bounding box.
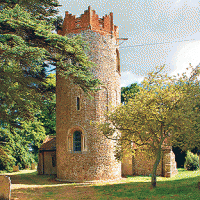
[6,169,200,199]
[11,184,98,200]
[5,171,60,186]
[11,175,199,200]
[93,175,200,200]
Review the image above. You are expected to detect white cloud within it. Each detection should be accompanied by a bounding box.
[121,71,144,87]
[171,40,200,76]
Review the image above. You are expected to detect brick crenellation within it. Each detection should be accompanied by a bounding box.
[58,6,119,39]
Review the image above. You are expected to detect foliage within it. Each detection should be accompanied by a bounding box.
[0,72,55,171]
[0,0,61,20]
[0,145,15,172]
[0,4,100,127]
[121,83,139,104]
[36,73,56,136]
[184,151,199,171]
[0,118,46,171]
[100,65,200,187]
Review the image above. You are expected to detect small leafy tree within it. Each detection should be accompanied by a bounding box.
[100,65,200,188]
[184,151,199,171]
[121,83,139,104]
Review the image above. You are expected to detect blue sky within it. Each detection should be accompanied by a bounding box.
[58,0,200,87]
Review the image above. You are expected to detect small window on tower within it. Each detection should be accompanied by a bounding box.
[77,97,80,110]
[116,49,120,73]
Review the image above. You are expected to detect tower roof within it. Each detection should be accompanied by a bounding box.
[58,6,119,38]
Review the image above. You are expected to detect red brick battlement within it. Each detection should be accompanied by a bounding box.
[58,6,119,38]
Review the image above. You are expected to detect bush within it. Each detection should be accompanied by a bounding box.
[0,147,15,172]
[184,151,199,171]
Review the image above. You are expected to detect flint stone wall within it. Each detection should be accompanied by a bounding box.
[122,148,178,177]
[0,175,11,200]
[56,30,121,182]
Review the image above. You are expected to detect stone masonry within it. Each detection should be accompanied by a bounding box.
[55,6,177,181]
[0,175,11,200]
[122,147,178,177]
[56,6,121,182]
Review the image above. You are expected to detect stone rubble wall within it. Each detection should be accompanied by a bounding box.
[0,175,11,200]
[56,30,121,182]
[122,148,178,177]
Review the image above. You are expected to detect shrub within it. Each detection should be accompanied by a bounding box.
[0,147,15,172]
[184,151,199,171]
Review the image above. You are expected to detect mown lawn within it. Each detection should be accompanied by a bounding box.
[2,168,200,200]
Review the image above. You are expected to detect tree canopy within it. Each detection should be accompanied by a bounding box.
[36,73,56,136]
[0,3,100,127]
[1,0,61,20]
[0,1,100,171]
[100,65,200,187]
[0,73,56,171]
[121,83,139,104]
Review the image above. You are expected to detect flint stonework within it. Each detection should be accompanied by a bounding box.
[0,175,11,200]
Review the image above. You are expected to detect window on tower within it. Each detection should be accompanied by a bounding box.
[73,131,82,152]
[116,49,120,73]
[77,97,80,110]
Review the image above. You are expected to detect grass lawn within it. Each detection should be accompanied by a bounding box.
[1,168,199,200]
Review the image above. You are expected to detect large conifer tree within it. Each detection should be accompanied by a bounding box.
[0,1,100,126]
[0,1,100,171]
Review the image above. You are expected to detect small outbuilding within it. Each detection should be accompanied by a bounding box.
[38,136,56,175]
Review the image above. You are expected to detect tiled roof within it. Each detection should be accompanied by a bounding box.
[39,136,56,151]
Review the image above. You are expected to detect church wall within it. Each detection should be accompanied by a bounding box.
[43,151,57,175]
[56,7,177,181]
[38,151,56,175]
[56,28,121,182]
[133,150,163,176]
[37,152,43,175]
[122,148,178,177]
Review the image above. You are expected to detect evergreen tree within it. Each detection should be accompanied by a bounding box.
[0,1,100,170]
[36,74,56,136]
[0,4,100,126]
[0,118,46,171]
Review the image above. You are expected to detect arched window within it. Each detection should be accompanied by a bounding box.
[67,127,86,153]
[73,131,81,152]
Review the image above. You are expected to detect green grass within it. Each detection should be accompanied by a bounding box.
[2,168,200,199]
[94,169,200,199]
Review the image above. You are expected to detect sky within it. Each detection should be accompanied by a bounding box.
[58,0,200,87]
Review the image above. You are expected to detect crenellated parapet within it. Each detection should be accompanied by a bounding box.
[58,6,119,38]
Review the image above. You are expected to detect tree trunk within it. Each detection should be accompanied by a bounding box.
[151,146,162,188]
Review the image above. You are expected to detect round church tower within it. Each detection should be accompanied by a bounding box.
[56,6,121,182]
